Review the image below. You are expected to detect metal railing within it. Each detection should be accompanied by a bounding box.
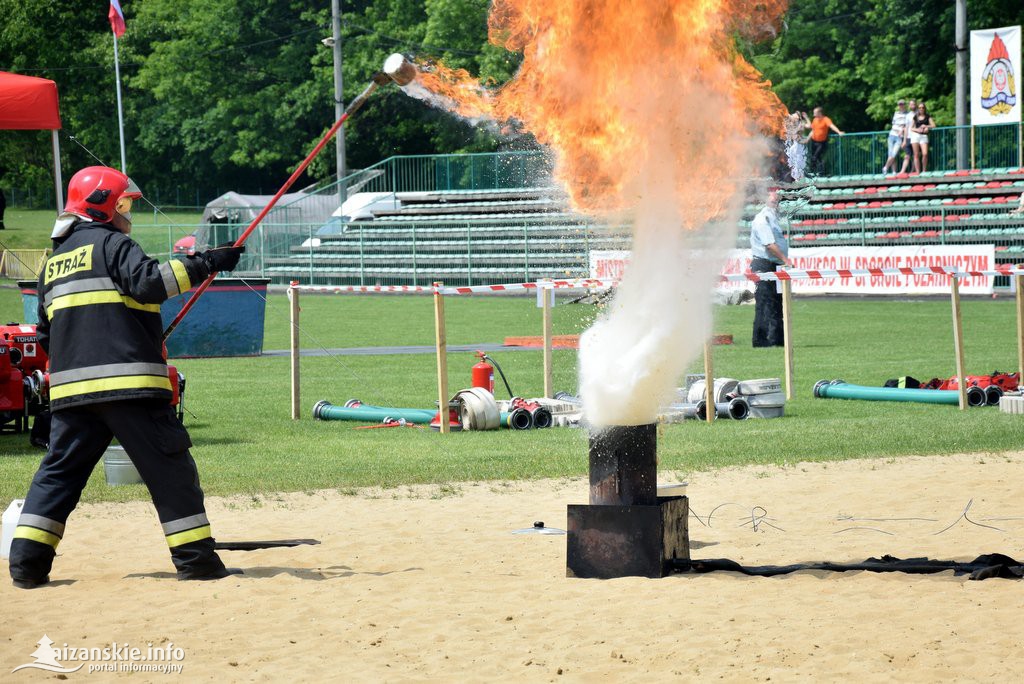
[270,151,553,220]
[818,123,1022,176]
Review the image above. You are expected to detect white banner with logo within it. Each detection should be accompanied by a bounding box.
[592,245,997,295]
[971,25,1021,125]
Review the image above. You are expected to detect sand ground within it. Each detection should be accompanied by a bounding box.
[3,452,1024,682]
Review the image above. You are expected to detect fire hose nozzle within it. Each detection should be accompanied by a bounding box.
[503,407,533,430]
[312,400,333,420]
[383,53,417,86]
[965,385,987,407]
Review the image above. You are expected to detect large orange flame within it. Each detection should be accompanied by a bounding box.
[410,0,789,220]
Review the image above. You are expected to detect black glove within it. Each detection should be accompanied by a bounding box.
[198,242,245,273]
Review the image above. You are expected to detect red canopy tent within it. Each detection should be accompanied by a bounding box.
[0,71,64,210]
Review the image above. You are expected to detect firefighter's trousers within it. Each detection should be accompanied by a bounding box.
[8,400,225,583]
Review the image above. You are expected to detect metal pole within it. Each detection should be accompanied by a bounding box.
[331,0,346,204]
[955,0,969,169]
[50,130,63,212]
[112,33,128,173]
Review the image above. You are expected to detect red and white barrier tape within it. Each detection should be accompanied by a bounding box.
[290,279,618,295]
[291,284,436,294]
[438,278,616,295]
[289,267,1024,295]
[723,265,1024,283]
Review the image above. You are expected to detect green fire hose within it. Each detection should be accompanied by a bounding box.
[313,400,436,423]
[813,380,986,407]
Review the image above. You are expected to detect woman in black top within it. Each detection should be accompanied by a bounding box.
[910,103,936,173]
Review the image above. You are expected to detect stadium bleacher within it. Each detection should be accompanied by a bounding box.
[261,168,1024,287]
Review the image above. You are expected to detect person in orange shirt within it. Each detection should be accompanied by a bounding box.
[804,107,844,176]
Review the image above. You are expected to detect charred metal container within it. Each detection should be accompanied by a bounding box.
[567,424,689,579]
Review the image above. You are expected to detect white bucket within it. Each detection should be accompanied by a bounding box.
[1,499,25,560]
[103,445,144,486]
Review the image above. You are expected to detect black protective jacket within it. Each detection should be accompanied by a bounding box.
[37,221,211,410]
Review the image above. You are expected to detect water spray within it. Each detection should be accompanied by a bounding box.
[162,54,417,341]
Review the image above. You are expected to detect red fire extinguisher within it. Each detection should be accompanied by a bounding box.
[471,351,494,393]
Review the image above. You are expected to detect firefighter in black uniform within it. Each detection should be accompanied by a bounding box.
[9,166,244,588]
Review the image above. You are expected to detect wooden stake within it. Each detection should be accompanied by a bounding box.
[950,276,968,410]
[433,282,450,433]
[781,278,795,400]
[703,341,714,423]
[1016,273,1024,383]
[288,282,300,420]
[541,280,553,398]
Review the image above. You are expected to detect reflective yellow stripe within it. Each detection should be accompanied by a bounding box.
[50,374,172,400]
[169,260,192,294]
[14,526,61,548]
[166,525,212,548]
[124,299,162,313]
[46,291,161,318]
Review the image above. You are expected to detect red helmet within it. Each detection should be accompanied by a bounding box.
[63,166,142,223]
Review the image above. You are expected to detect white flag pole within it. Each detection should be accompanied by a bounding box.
[113,31,128,174]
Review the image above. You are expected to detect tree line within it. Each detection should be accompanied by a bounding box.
[1,0,1021,207]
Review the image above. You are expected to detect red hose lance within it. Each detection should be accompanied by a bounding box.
[162,75,391,341]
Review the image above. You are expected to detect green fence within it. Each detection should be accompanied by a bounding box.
[819,123,1022,176]
[276,150,553,212]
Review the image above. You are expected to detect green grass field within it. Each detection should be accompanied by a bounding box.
[0,281,1021,505]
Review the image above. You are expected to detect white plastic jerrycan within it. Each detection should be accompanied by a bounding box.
[1,499,25,560]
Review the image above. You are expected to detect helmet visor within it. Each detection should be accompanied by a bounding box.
[115,196,133,215]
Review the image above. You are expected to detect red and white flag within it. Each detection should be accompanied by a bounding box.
[108,1,126,38]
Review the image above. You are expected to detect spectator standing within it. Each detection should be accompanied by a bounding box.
[910,102,936,173]
[882,99,908,174]
[0,187,6,230]
[805,107,844,175]
[899,99,918,173]
[750,187,789,348]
